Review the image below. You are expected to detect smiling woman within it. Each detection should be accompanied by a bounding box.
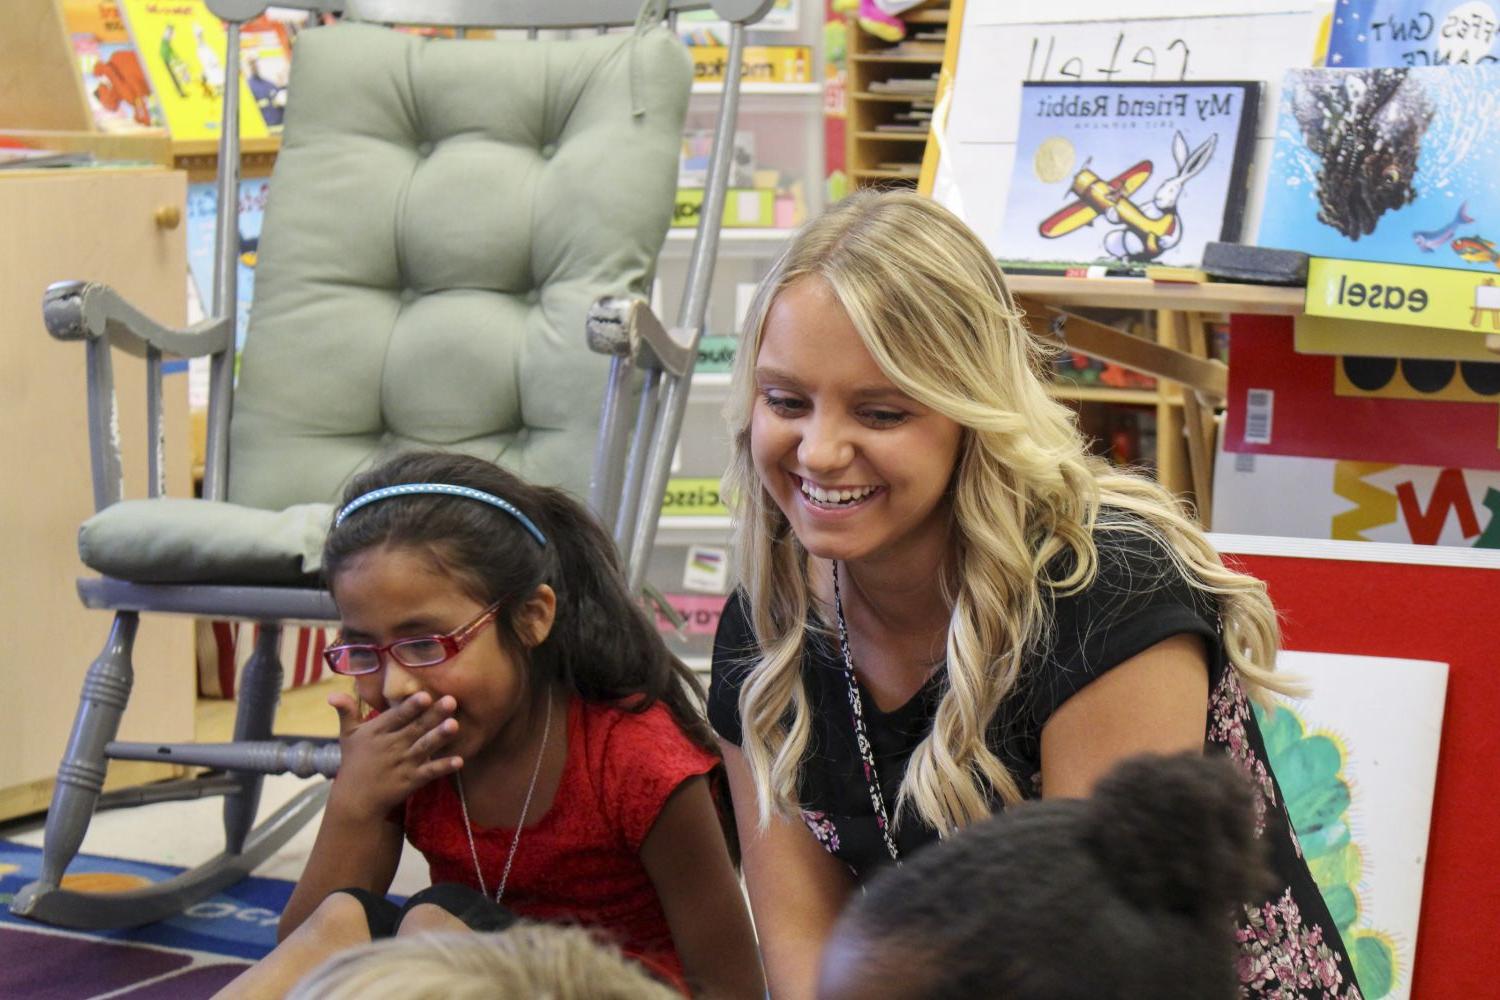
[708,189,1363,1000]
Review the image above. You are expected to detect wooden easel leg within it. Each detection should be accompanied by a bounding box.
[1159,309,1217,528]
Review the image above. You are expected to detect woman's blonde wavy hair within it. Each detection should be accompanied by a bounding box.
[725,189,1290,835]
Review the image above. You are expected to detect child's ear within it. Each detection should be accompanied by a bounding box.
[512,584,557,648]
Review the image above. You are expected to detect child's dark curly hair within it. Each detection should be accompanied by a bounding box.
[819,753,1274,1000]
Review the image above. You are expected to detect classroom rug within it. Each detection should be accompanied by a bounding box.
[0,839,294,999]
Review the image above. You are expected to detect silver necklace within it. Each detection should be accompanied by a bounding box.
[455,692,553,903]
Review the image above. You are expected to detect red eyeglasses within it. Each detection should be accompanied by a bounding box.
[323,602,502,676]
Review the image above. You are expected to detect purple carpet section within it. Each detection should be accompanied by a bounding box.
[0,925,199,999]
[111,963,251,997]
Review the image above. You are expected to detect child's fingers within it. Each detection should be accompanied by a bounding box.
[327,692,362,737]
[405,717,459,761]
[413,756,463,784]
[366,690,434,734]
[399,694,458,742]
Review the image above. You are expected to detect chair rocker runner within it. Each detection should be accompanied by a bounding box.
[12,0,774,930]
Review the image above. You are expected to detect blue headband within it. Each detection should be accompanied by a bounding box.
[334,482,548,546]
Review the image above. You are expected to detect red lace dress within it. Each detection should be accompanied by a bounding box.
[403,696,718,993]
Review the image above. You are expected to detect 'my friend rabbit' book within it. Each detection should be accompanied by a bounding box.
[996,81,1260,273]
[1258,65,1500,271]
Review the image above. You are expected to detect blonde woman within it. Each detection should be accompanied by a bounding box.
[709,190,1360,1000]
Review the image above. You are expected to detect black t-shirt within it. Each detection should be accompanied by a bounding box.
[709,526,1222,878]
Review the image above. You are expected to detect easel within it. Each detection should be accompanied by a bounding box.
[1010,276,1303,528]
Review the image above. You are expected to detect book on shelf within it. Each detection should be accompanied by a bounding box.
[239,11,302,130]
[674,187,777,228]
[997,80,1261,273]
[695,335,738,374]
[118,0,275,142]
[873,122,928,133]
[867,75,938,95]
[1258,64,1500,271]
[0,145,97,169]
[680,128,757,188]
[691,45,813,85]
[63,0,165,132]
[661,478,730,518]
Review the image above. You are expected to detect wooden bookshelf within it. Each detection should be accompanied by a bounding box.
[845,2,950,190]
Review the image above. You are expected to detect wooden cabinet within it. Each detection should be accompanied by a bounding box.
[0,167,195,821]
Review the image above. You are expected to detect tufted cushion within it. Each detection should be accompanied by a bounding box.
[226,21,691,510]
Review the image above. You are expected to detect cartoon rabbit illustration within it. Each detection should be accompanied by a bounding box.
[1103,130,1217,261]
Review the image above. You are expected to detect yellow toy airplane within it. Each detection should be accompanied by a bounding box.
[1039,161,1178,257]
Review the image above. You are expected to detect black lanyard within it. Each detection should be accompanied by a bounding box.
[831,561,903,864]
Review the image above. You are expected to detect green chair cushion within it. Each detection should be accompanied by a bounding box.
[80,499,332,585]
[225,21,689,510]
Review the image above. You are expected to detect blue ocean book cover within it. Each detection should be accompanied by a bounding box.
[1325,0,1499,68]
[996,81,1260,272]
[1257,65,1500,270]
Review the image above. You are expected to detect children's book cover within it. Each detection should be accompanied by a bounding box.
[1258,64,1500,269]
[1325,0,1500,68]
[118,0,268,142]
[186,178,267,363]
[1259,650,1446,999]
[240,12,300,130]
[996,81,1261,272]
[63,0,164,131]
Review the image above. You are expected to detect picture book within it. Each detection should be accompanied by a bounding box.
[118,0,267,142]
[239,12,299,130]
[63,0,164,131]
[996,81,1260,272]
[680,128,757,188]
[186,177,267,361]
[1257,64,1500,269]
[1325,0,1500,67]
[690,45,814,85]
[1259,650,1447,999]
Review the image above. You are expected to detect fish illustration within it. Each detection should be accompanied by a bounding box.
[1413,201,1474,251]
[1452,234,1500,267]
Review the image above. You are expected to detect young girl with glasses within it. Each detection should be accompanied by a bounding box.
[709,190,1360,998]
[216,452,762,1000]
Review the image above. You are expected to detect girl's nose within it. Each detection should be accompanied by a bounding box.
[798,412,855,474]
[381,658,424,706]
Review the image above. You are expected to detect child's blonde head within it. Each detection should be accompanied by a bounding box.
[287,924,679,1000]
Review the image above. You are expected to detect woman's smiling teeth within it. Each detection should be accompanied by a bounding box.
[800,479,879,508]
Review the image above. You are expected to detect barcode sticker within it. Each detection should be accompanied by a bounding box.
[1244,389,1273,445]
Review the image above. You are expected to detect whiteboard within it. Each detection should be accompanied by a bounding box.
[930,1,1332,256]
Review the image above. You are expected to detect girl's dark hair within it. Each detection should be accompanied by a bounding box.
[832,753,1272,1000]
[323,451,724,810]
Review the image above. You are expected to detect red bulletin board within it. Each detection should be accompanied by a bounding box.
[1211,534,1500,998]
